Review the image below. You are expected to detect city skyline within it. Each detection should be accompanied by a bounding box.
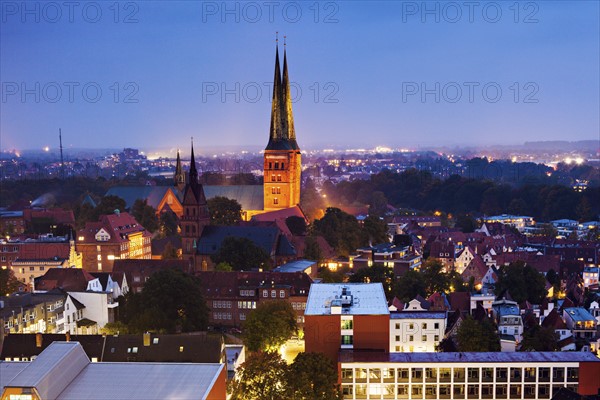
[1,1,599,151]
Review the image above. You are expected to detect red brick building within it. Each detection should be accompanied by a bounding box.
[77,212,151,272]
[304,283,390,364]
[196,271,312,328]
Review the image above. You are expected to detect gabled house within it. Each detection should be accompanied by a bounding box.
[34,268,102,293]
[541,309,575,351]
[563,307,597,340]
[492,299,524,344]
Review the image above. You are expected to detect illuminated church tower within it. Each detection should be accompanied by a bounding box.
[264,37,301,210]
[180,140,210,269]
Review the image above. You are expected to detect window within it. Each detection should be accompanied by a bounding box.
[425,368,437,382]
[552,367,565,381]
[496,367,508,382]
[467,385,479,399]
[341,319,353,330]
[421,335,427,342]
[434,322,439,329]
[453,368,465,382]
[539,367,550,382]
[524,367,536,382]
[275,162,279,169]
[277,174,281,181]
[467,368,479,382]
[398,368,409,382]
[341,335,353,345]
[279,290,285,298]
[422,322,427,329]
[482,368,493,382]
[566,367,578,382]
[434,335,439,341]
[273,198,279,205]
[395,323,400,329]
[411,368,423,382]
[271,175,275,182]
[271,290,276,298]
[341,368,353,381]
[510,367,522,382]
[262,290,268,298]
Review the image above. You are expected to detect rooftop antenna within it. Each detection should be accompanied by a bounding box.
[284,35,286,47]
[59,128,65,179]
[276,31,278,43]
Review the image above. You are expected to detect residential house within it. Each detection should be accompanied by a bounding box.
[389,310,446,352]
[77,211,152,272]
[563,307,597,340]
[492,299,524,344]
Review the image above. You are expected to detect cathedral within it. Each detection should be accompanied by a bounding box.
[178,40,303,270]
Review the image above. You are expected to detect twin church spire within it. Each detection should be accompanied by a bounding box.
[266,35,299,151]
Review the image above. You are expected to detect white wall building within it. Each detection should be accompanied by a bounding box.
[389,312,446,353]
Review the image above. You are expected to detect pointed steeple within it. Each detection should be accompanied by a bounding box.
[189,138,198,185]
[281,38,298,149]
[174,149,185,188]
[267,35,282,150]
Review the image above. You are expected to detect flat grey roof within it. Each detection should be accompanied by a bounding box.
[339,351,600,364]
[305,283,389,316]
[56,362,224,400]
[391,312,446,320]
[274,260,316,273]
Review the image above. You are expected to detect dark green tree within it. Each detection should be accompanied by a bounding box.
[287,352,341,400]
[120,269,208,333]
[92,195,126,220]
[212,237,271,271]
[368,191,388,218]
[495,261,547,304]
[131,199,159,233]
[228,351,289,400]
[363,215,389,244]
[300,178,326,222]
[304,235,324,263]
[520,325,559,351]
[243,300,297,352]
[421,259,452,295]
[455,214,477,233]
[0,268,21,295]
[159,210,179,237]
[286,216,307,236]
[207,196,242,226]
[313,208,367,256]
[456,316,500,352]
[394,269,427,302]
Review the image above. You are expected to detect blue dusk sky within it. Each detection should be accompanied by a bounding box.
[1,1,599,154]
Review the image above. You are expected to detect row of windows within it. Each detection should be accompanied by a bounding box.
[271,187,282,194]
[341,367,578,383]
[292,302,306,310]
[238,301,256,309]
[213,312,232,320]
[341,383,578,399]
[1,246,19,252]
[268,162,285,169]
[212,300,232,309]
[13,266,45,272]
[271,174,282,182]
[262,289,286,298]
[240,289,255,296]
[394,322,441,330]
[394,335,440,343]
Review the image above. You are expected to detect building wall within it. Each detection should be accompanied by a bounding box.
[354,315,389,353]
[206,365,228,400]
[579,361,600,395]
[339,361,588,400]
[263,150,301,210]
[305,314,341,363]
[68,292,114,330]
[389,317,446,352]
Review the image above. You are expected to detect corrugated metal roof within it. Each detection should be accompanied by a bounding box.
[6,341,89,400]
[305,283,389,316]
[56,362,223,400]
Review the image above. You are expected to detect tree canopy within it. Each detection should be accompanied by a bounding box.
[243,300,297,352]
[211,236,271,271]
[131,199,159,233]
[520,325,559,351]
[228,351,340,400]
[455,315,500,352]
[312,207,368,256]
[207,196,242,226]
[118,269,208,333]
[0,268,21,295]
[494,261,547,304]
[228,351,289,400]
[287,352,341,400]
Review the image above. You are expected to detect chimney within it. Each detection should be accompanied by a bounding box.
[65,332,71,342]
[143,332,151,346]
[36,332,43,348]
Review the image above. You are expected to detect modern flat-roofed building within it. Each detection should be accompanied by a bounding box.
[338,351,600,399]
[304,283,390,363]
[389,311,446,353]
[0,341,226,400]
